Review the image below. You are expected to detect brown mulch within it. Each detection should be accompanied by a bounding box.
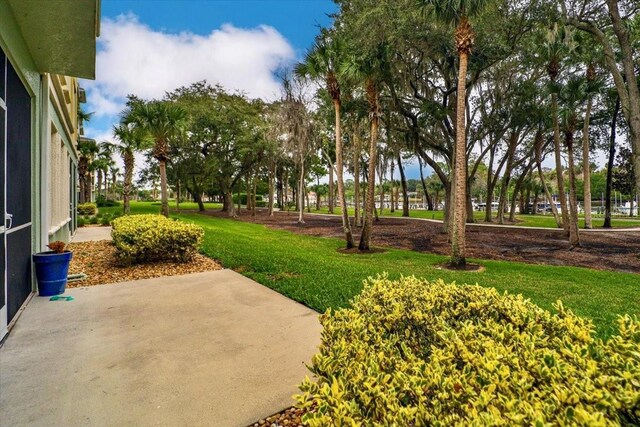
[204,209,640,274]
[249,407,305,427]
[67,240,222,287]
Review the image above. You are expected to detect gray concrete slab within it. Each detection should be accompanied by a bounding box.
[0,270,321,427]
[72,226,113,242]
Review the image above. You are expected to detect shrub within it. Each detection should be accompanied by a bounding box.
[111,214,204,265]
[100,216,111,226]
[232,193,264,205]
[96,196,120,207]
[77,217,86,227]
[297,276,640,426]
[88,216,99,225]
[77,203,97,216]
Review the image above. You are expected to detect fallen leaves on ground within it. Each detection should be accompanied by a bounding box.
[67,240,222,287]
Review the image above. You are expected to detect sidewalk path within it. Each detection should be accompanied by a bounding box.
[0,270,321,427]
[306,212,640,233]
[72,225,113,242]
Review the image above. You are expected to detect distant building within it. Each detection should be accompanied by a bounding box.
[0,0,100,337]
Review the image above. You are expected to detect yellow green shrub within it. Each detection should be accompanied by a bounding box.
[297,276,640,426]
[111,214,204,265]
[77,203,97,216]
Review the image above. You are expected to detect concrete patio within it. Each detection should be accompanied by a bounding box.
[0,270,321,426]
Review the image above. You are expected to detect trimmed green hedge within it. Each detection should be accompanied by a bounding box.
[111,214,204,265]
[298,276,640,426]
[232,193,264,205]
[77,203,97,216]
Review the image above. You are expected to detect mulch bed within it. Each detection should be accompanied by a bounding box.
[67,240,222,287]
[249,407,305,427]
[203,209,640,274]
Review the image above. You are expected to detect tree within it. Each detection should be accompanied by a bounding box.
[166,82,267,217]
[544,23,571,234]
[422,0,491,267]
[77,137,98,204]
[113,121,150,214]
[612,145,637,216]
[558,77,587,247]
[563,0,640,208]
[295,32,355,247]
[126,101,187,217]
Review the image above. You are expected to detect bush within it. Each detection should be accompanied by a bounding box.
[95,196,120,207]
[100,216,111,226]
[89,216,99,225]
[297,276,640,426]
[232,193,264,205]
[77,217,86,227]
[111,214,204,265]
[77,203,96,216]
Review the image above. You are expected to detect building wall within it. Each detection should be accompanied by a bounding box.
[47,74,79,244]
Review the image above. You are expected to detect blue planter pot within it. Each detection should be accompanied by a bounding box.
[32,251,73,297]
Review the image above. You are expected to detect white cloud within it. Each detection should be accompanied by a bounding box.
[84,13,295,119]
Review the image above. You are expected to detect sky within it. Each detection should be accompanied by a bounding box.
[81,0,429,180]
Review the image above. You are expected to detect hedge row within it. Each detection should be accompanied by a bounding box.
[111,214,204,265]
[297,276,640,426]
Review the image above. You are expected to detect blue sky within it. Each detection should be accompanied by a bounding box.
[83,0,425,179]
[100,0,336,54]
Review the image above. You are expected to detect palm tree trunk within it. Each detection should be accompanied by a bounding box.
[353,129,361,226]
[604,97,620,228]
[377,157,385,218]
[397,154,409,217]
[298,158,305,224]
[389,160,395,213]
[97,170,103,202]
[552,92,569,234]
[566,129,580,247]
[537,162,561,226]
[252,173,257,217]
[123,151,134,215]
[359,81,379,251]
[328,162,334,214]
[450,50,469,268]
[268,163,275,216]
[334,99,354,248]
[85,171,92,204]
[582,96,593,228]
[159,160,169,217]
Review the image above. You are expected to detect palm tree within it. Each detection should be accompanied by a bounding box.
[295,33,355,248]
[558,78,587,248]
[77,138,98,203]
[93,142,115,201]
[422,0,490,268]
[544,24,571,235]
[127,101,187,217]
[110,166,120,200]
[580,60,602,229]
[113,123,150,214]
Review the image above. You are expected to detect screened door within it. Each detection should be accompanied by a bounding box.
[2,51,33,335]
[0,49,6,336]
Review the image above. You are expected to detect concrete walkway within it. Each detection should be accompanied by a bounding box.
[0,270,321,427]
[306,212,640,233]
[71,225,113,242]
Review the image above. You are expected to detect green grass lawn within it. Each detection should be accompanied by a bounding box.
[101,201,639,339]
[311,206,640,229]
[98,201,222,216]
